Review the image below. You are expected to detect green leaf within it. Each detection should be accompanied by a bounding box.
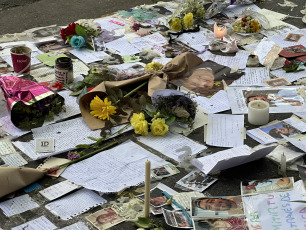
[86,42,94,50]
[83,73,105,85]
[133,217,151,228]
[75,144,91,149]
[166,116,176,124]
[139,95,147,107]
[70,88,84,96]
[66,81,85,92]
[76,87,89,104]
[75,24,87,36]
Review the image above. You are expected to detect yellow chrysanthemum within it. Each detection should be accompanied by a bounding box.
[169,18,182,32]
[183,13,193,29]
[90,96,117,120]
[145,62,163,71]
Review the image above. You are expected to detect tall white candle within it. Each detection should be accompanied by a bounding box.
[144,160,151,218]
[248,100,269,125]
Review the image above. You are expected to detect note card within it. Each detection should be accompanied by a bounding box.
[45,189,106,220]
[0,194,39,217]
[11,216,57,230]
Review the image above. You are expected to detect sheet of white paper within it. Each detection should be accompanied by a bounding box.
[267,28,306,47]
[177,29,211,46]
[243,189,306,230]
[105,38,141,56]
[11,216,57,230]
[61,140,168,193]
[283,116,306,132]
[70,49,109,64]
[0,141,16,155]
[282,135,306,152]
[222,4,260,18]
[137,131,207,162]
[247,128,277,145]
[45,189,106,220]
[206,114,244,147]
[192,145,276,174]
[242,42,259,54]
[152,57,173,65]
[0,153,27,167]
[270,68,306,83]
[294,111,306,118]
[294,180,306,196]
[39,180,81,201]
[192,90,230,114]
[142,32,168,46]
[227,86,306,114]
[0,194,39,217]
[130,37,153,51]
[260,23,299,37]
[94,17,126,31]
[0,41,39,57]
[230,67,270,86]
[59,222,89,230]
[13,118,131,160]
[198,50,249,69]
[30,60,89,83]
[254,38,283,68]
[2,50,43,67]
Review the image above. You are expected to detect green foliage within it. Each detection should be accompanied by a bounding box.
[133,217,164,229]
[75,24,87,36]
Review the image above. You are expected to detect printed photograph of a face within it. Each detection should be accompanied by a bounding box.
[243,88,304,107]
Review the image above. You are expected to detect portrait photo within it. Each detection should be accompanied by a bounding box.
[176,171,217,192]
[85,207,124,230]
[191,196,244,218]
[170,60,243,97]
[162,209,191,228]
[193,217,248,230]
[138,187,167,207]
[264,78,291,88]
[243,88,304,107]
[259,121,300,140]
[284,33,303,42]
[241,177,294,195]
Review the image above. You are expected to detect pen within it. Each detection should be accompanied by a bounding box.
[162,191,193,227]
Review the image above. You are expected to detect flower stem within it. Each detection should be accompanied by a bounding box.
[56,141,118,169]
[114,81,148,105]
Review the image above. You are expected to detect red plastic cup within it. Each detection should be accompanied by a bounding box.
[10,46,32,75]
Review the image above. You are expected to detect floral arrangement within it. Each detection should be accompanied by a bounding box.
[232,16,260,33]
[60,20,101,50]
[282,59,305,73]
[130,89,197,136]
[145,62,163,72]
[168,0,205,32]
[90,96,117,120]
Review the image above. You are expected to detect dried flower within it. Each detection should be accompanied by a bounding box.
[67,151,81,160]
[90,96,117,120]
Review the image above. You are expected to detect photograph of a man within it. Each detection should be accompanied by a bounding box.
[259,121,299,140]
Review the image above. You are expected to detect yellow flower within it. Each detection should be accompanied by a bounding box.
[169,18,182,32]
[145,62,163,71]
[151,118,168,136]
[90,96,117,120]
[183,13,193,29]
[134,120,149,136]
[130,113,145,126]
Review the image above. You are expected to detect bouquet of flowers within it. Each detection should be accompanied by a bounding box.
[168,0,205,32]
[130,89,197,136]
[60,19,101,50]
[232,15,260,33]
[0,76,65,130]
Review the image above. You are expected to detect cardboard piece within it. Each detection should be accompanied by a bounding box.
[79,52,202,130]
[0,167,45,198]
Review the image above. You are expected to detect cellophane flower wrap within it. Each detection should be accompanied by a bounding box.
[0,75,65,130]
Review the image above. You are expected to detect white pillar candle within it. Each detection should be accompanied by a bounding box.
[144,160,151,218]
[248,100,270,125]
[214,23,227,39]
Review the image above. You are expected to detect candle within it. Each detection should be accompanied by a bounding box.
[144,160,151,218]
[214,23,227,39]
[248,100,269,125]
